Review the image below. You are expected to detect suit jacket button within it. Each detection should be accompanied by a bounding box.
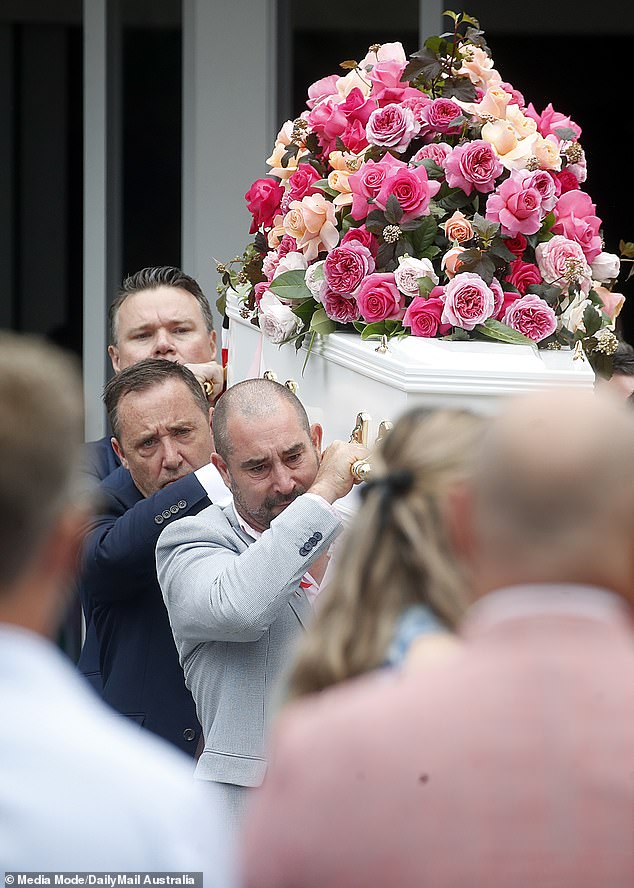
[162,509,171,519]
[154,515,164,525]
[299,546,308,556]
[313,531,323,541]
[170,504,179,514]
[182,728,196,742]
[178,500,187,509]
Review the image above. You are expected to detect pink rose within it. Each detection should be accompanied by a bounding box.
[340,119,370,153]
[422,98,463,135]
[277,234,297,259]
[489,277,505,317]
[411,141,452,168]
[525,102,582,140]
[441,272,496,330]
[341,225,379,257]
[444,140,503,195]
[306,74,339,109]
[245,178,285,234]
[307,99,347,154]
[323,242,375,295]
[367,58,407,94]
[485,171,543,237]
[523,170,558,213]
[535,235,592,294]
[505,259,542,295]
[594,286,625,323]
[374,163,441,222]
[400,90,433,124]
[503,294,557,342]
[495,290,521,321]
[323,288,361,324]
[340,87,377,128]
[500,81,525,108]
[286,165,322,204]
[403,296,450,337]
[552,190,602,262]
[253,281,270,306]
[356,273,405,322]
[348,155,401,220]
[366,103,420,153]
[504,234,528,258]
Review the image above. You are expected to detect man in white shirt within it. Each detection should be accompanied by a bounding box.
[0,332,233,879]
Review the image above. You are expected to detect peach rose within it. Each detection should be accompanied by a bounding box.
[481,120,518,156]
[442,246,466,279]
[506,104,537,139]
[442,210,474,244]
[285,194,339,262]
[266,121,308,180]
[459,85,510,120]
[457,46,501,88]
[533,136,562,171]
[327,151,365,210]
[267,214,286,249]
[594,286,625,323]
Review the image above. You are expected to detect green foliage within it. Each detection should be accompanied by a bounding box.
[268,270,312,301]
[309,308,336,335]
[409,217,438,258]
[475,319,533,345]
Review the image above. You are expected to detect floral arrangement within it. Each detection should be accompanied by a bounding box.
[218,11,623,363]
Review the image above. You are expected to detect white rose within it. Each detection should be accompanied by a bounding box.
[591,251,620,284]
[259,292,303,344]
[304,260,326,301]
[558,292,598,335]
[272,250,308,279]
[394,256,438,297]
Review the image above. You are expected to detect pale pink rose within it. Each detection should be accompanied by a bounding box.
[410,142,452,168]
[422,98,463,135]
[348,155,401,220]
[552,190,602,263]
[402,296,450,337]
[525,102,582,140]
[485,171,543,236]
[356,273,405,322]
[594,286,625,322]
[366,103,420,153]
[445,140,503,195]
[359,42,407,70]
[272,250,308,280]
[262,251,280,281]
[591,252,621,283]
[323,288,361,324]
[306,74,339,109]
[394,256,438,297]
[367,58,407,93]
[489,277,505,316]
[259,292,303,343]
[503,293,557,342]
[442,246,466,279]
[401,91,432,125]
[374,164,441,223]
[441,272,496,330]
[535,235,592,294]
[442,210,474,244]
[323,242,375,295]
[523,170,558,213]
[285,194,339,262]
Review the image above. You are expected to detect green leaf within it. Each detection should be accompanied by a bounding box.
[360,321,388,341]
[414,158,444,180]
[384,194,404,225]
[376,241,397,269]
[619,240,634,259]
[352,320,367,334]
[417,276,436,296]
[395,237,414,258]
[410,216,438,258]
[436,188,472,212]
[269,270,312,301]
[420,245,441,261]
[455,248,496,284]
[309,307,336,335]
[553,126,577,142]
[582,303,602,337]
[441,77,477,102]
[441,328,471,341]
[291,298,319,324]
[475,319,533,345]
[489,237,517,263]
[403,47,442,82]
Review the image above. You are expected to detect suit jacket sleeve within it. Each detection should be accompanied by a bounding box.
[156,496,342,645]
[83,468,211,604]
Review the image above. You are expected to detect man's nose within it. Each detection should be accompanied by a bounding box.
[161,439,183,471]
[153,329,175,356]
[271,463,296,495]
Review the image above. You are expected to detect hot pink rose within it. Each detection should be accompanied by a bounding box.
[525,102,582,140]
[503,294,557,342]
[253,281,271,306]
[422,98,463,135]
[340,87,377,128]
[505,259,542,295]
[552,190,602,262]
[323,288,361,324]
[441,272,496,330]
[366,103,420,153]
[307,99,347,153]
[356,273,405,322]
[375,163,441,222]
[306,74,339,109]
[555,168,580,194]
[485,171,543,237]
[323,242,375,295]
[411,141,452,168]
[276,234,297,259]
[444,140,503,195]
[340,119,370,153]
[341,225,379,257]
[504,234,528,258]
[286,165,322,204]
[348,155,401,220]
[245,177,285,234]
[495,290,521,321]
[403,296,450,337]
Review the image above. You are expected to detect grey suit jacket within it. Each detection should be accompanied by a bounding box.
[156,494,342,787]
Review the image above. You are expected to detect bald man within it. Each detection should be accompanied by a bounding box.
[156,379,367,829]
[242,392,634,888]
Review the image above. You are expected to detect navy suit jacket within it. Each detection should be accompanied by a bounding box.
[77,465,212,755]
[83,435,121,484]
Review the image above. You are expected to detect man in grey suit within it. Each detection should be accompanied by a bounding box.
[156,378,367,825]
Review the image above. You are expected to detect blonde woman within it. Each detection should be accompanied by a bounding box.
[286,407,483,701]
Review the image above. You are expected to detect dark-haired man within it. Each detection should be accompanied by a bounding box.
[78,359,230,754]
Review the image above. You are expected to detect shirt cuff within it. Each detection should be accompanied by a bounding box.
[194,463,233,507]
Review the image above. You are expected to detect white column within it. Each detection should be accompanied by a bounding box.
[419,0,443,41]
[182,0,278,331]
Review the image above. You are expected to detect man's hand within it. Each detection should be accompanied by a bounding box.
[184,361,225,403]
[308,440,370,504]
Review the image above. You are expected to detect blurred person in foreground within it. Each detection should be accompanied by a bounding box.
[242,389,634,888]
[0,333,233,879]
[286,408,483,702]
[600,337,634,399]
[156,378,367,830]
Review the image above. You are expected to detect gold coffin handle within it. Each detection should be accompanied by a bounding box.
[349,412,371,446]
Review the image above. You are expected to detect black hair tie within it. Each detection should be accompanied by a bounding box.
[359,469,414,503]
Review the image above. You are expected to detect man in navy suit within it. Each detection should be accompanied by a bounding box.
[78,359,231,754]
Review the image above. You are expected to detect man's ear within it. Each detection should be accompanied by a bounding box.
[209,330,218,361]
[111,436,129,471]
[208,406,216,452]
[310,423,323,453]
[108,344,121,373]
[212,452,232,491]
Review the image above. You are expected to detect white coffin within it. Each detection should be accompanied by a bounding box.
[226,290,595,449]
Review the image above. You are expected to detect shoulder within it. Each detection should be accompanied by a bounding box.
[157,501,236,547]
